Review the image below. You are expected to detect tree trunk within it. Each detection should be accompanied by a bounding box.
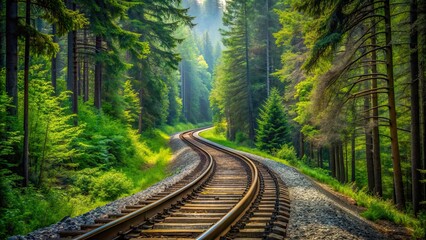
[345,141,348,183]
[94,35,102,109]
[138,88,143,133]
[330,145,336,178]
[300,131,305,158]
[67,0,74,92]
[410,0,420,215]
[384,0,405,209]
[0,0,5,69]
[351,131,356,182]
[335,143,341,181]
[51,24,57,94]
[83,28,89,102]
[244,1,255,142]
[67,1,78,125]
[421,6,426,209]
[265,0,270,96]
[72,25,78,125]
[371,15,382,197]
[23,0,31,187]
[364,71,375,193]
[6,0,18,115]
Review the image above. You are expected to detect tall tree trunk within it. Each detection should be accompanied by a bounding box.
[364,63,375,192]
[67,0,74,92]
[410,0,420,215]
[83,28,89,102]
[265,0,270,96]
[6,0,18,115]
[371,16,382,197]
[351,132,356,182]
[72,25,78,125]
[330,145,336,178]
[244,1,255,142]
[51,24,57,93]
[94,35,102,109]
[384,0,405,209]
[67,1,78,125]
[138,88,143,133]
[345,141,349,183]
[335,143,341,181]
[23,0,31,187]
[300,131,305,158]
[0,0,5,69]
[340,141,345,183]
[420,0,426,207]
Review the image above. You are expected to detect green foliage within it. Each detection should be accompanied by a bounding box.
[256,88,289,153]
[275,144,298,163]
[92,171,133,201]
[25,78,82,185]
[0,182,74,239]
[74,104,132,168]
[122,80,140,127]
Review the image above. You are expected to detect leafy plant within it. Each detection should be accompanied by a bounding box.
[92,171,133,201]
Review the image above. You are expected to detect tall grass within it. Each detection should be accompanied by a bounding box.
[199,128,424,238]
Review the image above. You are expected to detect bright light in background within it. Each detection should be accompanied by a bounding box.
[195,0,226,8]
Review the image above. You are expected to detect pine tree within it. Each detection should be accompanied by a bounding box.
[256,88,289,153]
[125,0,193,131]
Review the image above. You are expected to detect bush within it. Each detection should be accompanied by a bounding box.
[92,171,133,201]
[73,168,100,195]
[275,144,298,163]
[0,181,74,239]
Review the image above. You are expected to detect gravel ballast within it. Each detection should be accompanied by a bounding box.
[195,132,390,240]
[10,132,200,240]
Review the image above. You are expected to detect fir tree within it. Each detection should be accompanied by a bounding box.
[256,88,289,153]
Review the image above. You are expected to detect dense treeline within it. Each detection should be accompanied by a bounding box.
[0,0,219,237]
[211,0,426,227]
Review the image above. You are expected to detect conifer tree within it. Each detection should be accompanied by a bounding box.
[125,0,193,131]
[256,88,289,153]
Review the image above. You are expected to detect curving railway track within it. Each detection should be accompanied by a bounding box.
[59,129,290,240]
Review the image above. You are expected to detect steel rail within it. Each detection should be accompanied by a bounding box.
[193,130,259,240]
[73,131,214,240]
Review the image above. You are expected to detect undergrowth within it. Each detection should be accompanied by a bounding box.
[0,109,206,239]
[199,127,424,238]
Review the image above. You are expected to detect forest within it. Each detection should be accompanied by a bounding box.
[1,0,426,238]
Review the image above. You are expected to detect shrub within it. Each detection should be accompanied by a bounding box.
[92,171,133,201]
[73,168,101,195]
[275,144,298,163]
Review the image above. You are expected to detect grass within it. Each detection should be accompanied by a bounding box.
[199,127,424,238]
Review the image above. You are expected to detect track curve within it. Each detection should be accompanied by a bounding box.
[59,129,289,240]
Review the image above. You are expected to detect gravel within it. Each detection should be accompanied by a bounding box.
[195,133,389,240]
[9,132,200,240]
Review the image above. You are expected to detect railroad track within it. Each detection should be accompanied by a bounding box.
[59,129,290,239]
